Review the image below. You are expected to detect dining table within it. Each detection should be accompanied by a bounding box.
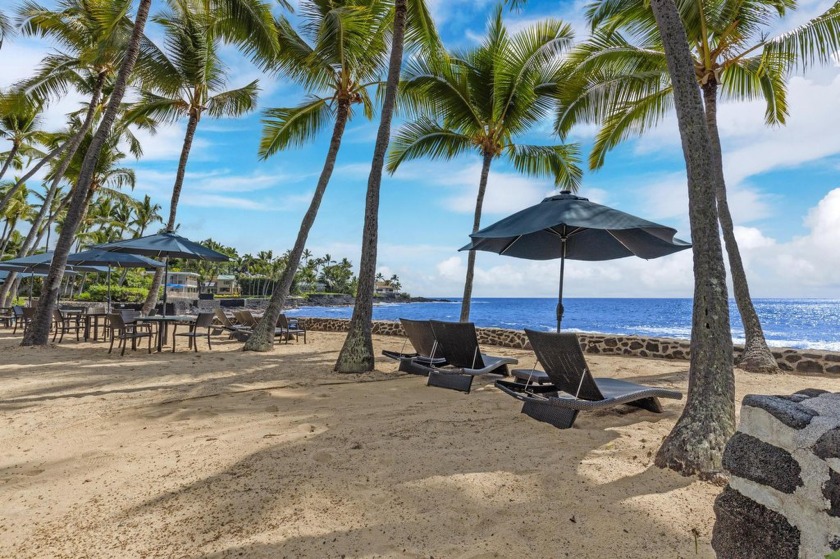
[136,315,196,352]
[84,311,111,342]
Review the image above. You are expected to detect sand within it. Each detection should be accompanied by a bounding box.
[1,328,838,559]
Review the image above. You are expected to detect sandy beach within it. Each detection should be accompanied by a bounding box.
[1,329,838,558]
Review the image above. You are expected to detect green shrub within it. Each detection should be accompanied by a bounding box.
[79,284,148,302]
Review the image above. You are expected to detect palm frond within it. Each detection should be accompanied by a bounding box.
[764,0,840,71]
[505,143,583,189]
[259,97,332,158]
[206,80,260,118]
[386,117,474,173]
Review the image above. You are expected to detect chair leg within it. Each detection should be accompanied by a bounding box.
[147,334,151,354]
[207,331,212,350]
[109,334,115,354]
[120,337,127,356]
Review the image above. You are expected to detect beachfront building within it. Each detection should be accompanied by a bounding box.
[203,274,238,295]
[374,281,399,295]
[148,271,200,300]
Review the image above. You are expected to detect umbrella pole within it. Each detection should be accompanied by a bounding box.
[162,257,168,317]
[557,247,565,333]
[28,271,33,307]
[107,266,112,313]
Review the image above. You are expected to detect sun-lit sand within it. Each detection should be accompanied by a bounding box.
[1,328,838,558]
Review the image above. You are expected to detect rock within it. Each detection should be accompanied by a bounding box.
[814,428,840,461]
[824,469,840,518]
[722,433,802,494]
[712,486,800,559]
[742,395,818,430]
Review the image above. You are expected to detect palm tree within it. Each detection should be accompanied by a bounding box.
[559,0,840,373]
[243,0,395,351]
[131,194,162,237]
[0,182,32,257]
[129,0,261,315]
[1,0,146,215]
[506,0,734,477]
[335,0,440,372]
[0,94,48,181]
[22,0,153,346]
[388,8,582,322]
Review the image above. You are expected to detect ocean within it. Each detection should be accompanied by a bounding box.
[285,298,840,352]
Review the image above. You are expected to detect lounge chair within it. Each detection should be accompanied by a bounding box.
[496,329,683,429]
[424,320,518,393]
[215,308,251,340]
[382,318,447,375]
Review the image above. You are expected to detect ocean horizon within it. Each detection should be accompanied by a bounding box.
[285,297,840,352]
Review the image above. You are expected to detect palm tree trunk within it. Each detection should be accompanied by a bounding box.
[335,0,407,373]
[702,82,779,374]
[0,142,19,181]
[649,0,735,480]
[244,99,352,351]
[142,107,200,315]
[0,220,8,254]
[23,0,152,346]
[460,151,493,322]
[0,217,15,256]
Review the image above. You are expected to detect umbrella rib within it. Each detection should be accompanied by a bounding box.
[499,235,523,255]
[605,229,636,256]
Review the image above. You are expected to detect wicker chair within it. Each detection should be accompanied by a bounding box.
[382,318,447,375]
[496,330,683,429]
[276,314,306,344]
[172,312,215,352]
[423,320,517,393]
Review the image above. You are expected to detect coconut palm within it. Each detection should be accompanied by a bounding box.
[0,94,48,181]
[243,0,395,351]
[506,0,735,477]
[334,0,440,372]
[388,8,582,322]
[558,0,840,374]
[22,0,153,346]
[0,182,33,257]
[1,0,146,215]
[131,194,162,238]
[128,0,261,315]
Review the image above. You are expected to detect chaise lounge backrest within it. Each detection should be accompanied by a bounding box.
[525,329,604,401]
[400,318,440,358]
[429,320,485,369]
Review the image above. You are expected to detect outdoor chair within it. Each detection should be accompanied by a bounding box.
[382,318,447,375]
[11,306,25,333]
[0,307,14,328]
[214,308,251,340]
[496,329,683,429]
[107,313,152,356]
[52,309,81,343]
[235,310,258,328]
[425,320,518,393]
[172,312,215,352]
[17,306,35,336]
[276,314,306,344]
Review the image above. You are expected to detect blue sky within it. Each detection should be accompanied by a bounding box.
[3,0,840,298]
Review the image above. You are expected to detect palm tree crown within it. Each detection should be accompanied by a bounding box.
[388,6,582,188]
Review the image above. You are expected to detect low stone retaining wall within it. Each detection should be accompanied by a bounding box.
[712,390,840,558]
[296,317,840,375]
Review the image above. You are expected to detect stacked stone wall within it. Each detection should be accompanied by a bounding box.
[296,317,840,375]
[712,390,840,558]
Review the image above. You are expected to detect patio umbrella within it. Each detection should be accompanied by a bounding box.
[0,253,106,305]
[94,232,229,316]
[461,190,692,331]
[66,249,164,312]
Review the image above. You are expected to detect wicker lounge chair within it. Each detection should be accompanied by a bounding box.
[424,320,517,393]
[382,318,447,375]
[215,308,251,340]
[496,329,683,429]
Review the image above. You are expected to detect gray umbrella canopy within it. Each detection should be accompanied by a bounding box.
[461,191,692,331]
[0,252,106,305]
[94,232,229,261]
[95,232,229,315]
[67,249,165,312]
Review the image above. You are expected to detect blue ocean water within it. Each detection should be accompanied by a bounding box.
[285,298,840,351]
